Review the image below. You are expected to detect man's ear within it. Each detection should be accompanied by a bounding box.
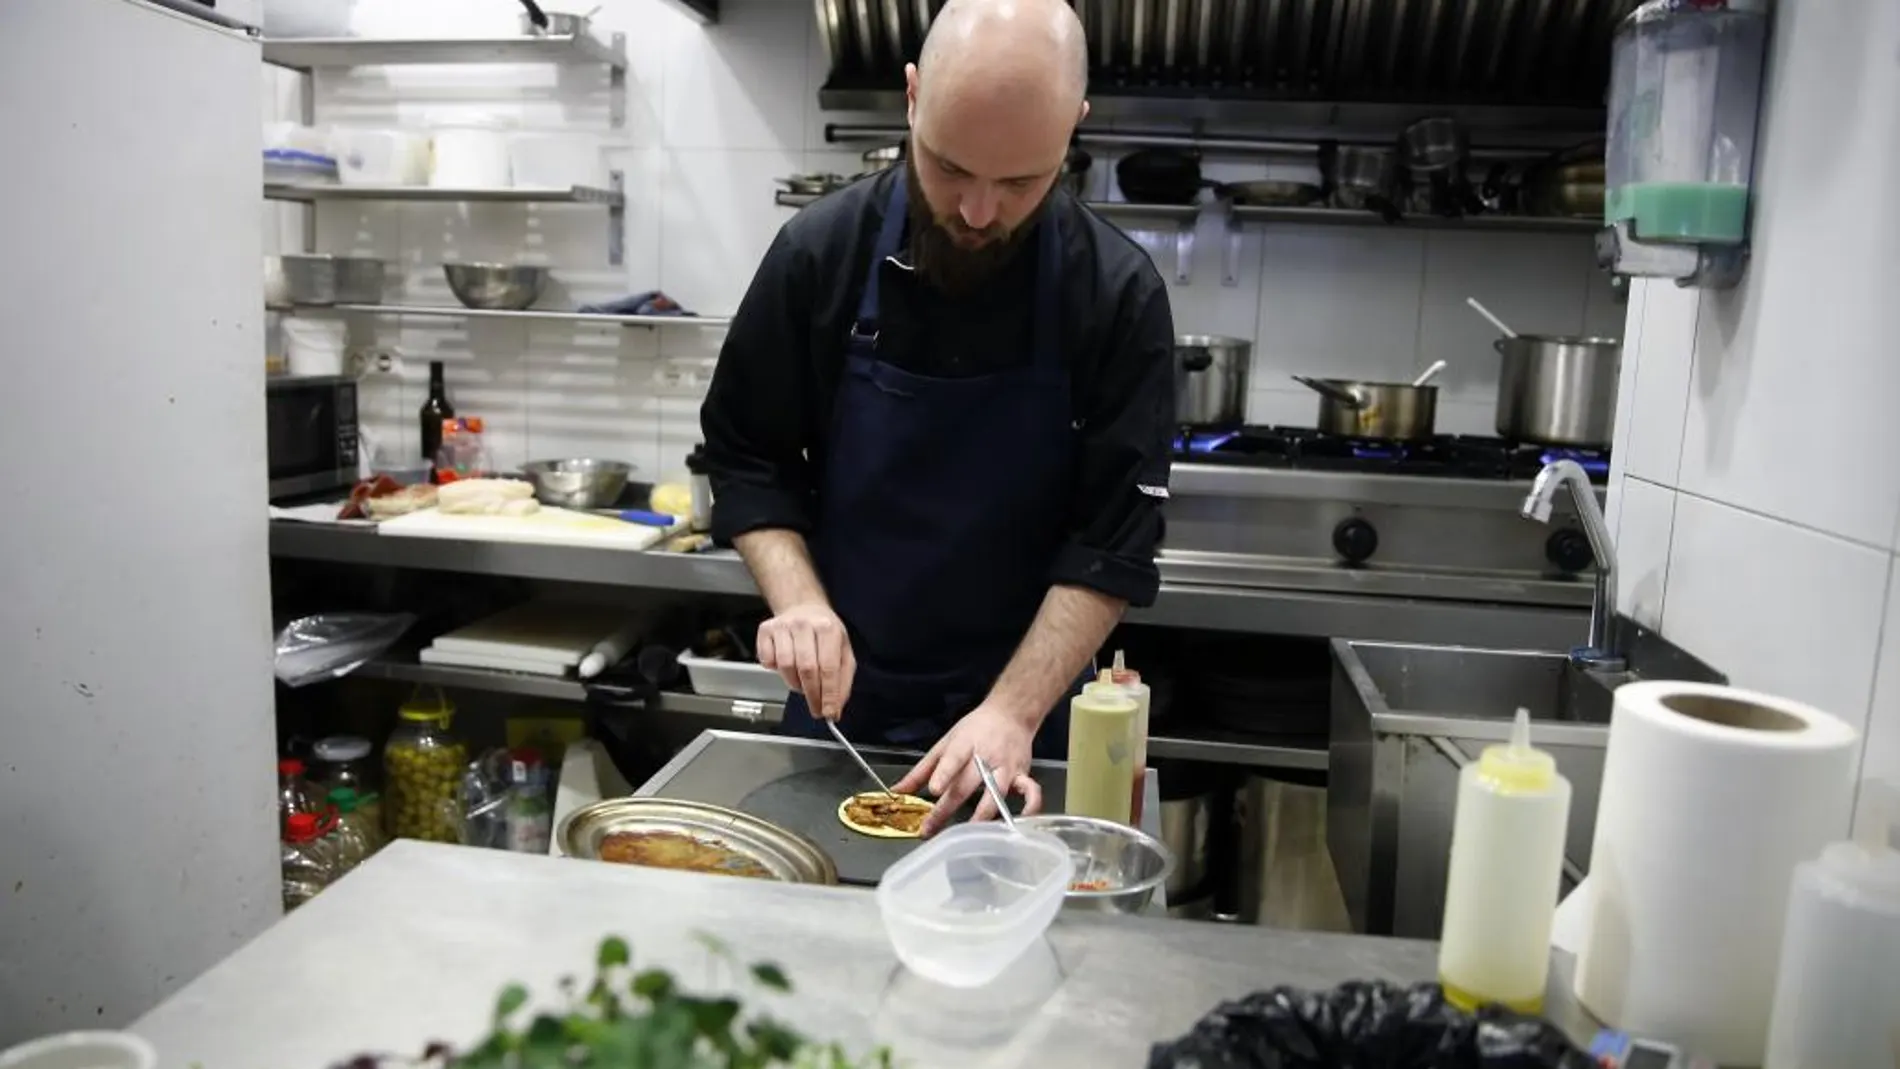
[905,63,920,128]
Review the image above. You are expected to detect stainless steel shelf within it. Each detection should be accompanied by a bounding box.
[1227,204,1600,234]
[1147,733,1328,771]
[261,34,627,72]
[306,304,732,330]
[773,190,1198,222]
[267,183,625,206]
[356,655,782,724]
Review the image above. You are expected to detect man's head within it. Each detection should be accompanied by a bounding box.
[902,0,1088,293]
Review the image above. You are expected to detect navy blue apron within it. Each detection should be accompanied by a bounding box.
[779,174,1076,760]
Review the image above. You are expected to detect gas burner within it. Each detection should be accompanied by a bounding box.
[1171,426,1610,482]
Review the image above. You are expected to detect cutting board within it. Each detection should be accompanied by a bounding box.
[428,602,634,668]
[378,506,668,551]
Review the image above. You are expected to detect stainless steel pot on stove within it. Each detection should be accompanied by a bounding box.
[1173,335,1252,426]
[1291,375,1438,440]
[1494,335,1620,447]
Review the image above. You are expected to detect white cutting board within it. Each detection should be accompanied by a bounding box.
[377,506,668,551]
[428,602,633,667]
[419,647,578,677]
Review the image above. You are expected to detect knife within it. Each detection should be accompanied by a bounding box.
[824,720,896,798]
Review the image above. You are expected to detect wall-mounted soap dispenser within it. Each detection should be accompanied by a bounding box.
[1598,0,1771,290]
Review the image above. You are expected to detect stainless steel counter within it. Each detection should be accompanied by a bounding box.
[128,841,1596,1069]
[270,520,1590,648]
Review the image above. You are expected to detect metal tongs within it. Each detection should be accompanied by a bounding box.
[825,719,896,798]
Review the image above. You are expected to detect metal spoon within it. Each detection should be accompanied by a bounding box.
[1411,359,1448,387]
[824,719,896,799]
[1465,297,1519,339]
[972,755,1019,833]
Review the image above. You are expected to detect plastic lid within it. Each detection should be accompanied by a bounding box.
[399,687,455,722]
[326,787,361,812]
[441,417,460,435]
[278,758,305,777]
[1476,709,1559,793]
[464,416,485,433]
[1077,669,1137,712]
[285,812,320,841]
[313,735,371,762]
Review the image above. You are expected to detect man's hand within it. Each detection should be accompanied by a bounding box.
[756,604,856,721]
[892,704,1044,837]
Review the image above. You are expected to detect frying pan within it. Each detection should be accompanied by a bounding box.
[1116,148,1203,205]
[1291,375,1439,440]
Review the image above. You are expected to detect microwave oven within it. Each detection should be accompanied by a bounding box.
[267,374,359,501]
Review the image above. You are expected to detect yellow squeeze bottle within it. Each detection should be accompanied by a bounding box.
[1437,709,1572,1014]
[1064,669,1138,825]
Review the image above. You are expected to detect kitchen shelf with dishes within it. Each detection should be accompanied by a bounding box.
[775,189,1600,287]
[290,303,733,331]
[355,650,1325,772]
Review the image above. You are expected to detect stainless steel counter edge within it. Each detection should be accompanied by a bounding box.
[1170,463,1606,510]
[273,520,1590,647]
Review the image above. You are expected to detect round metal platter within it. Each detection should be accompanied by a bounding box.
[558,797,840,885]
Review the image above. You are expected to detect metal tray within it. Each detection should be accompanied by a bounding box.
[557,797,839,885]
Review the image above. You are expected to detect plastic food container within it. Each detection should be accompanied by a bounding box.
[677,653,791,702]
[877,823,1073,988]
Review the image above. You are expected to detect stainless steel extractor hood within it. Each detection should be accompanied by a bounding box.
[815,0,1638,130]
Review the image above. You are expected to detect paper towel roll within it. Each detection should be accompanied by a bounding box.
[1574,681,1858,1067]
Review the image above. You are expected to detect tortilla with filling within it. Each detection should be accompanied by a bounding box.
[837,791,932,838]
[597,830,775,880]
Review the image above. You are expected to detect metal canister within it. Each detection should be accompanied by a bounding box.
[1173,335,1252,426]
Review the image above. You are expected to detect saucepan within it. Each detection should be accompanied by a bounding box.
[1291,375,1438,440]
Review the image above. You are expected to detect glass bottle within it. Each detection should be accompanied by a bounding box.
[383,688,467,843]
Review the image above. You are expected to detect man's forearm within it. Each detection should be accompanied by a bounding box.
[985,585,1127,727]
[733,528,830,614]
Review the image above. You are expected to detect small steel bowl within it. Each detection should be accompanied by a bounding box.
[1015,814,1174,915]
[522,457,633,509]
[443,262,549,311]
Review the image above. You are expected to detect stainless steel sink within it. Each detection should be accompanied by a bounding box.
[1338,641,1631,730]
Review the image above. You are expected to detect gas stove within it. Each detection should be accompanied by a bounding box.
[1173,425,1610,483]
[1160,426,1608,610]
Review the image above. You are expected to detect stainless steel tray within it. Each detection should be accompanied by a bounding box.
[557,797,839,885]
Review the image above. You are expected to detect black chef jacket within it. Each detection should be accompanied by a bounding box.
[699,168,1176,607]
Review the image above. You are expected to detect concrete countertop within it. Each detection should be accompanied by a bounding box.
[133,841,1458,1069]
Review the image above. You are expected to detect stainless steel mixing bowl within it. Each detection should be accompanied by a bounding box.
[1015,814,1175,915]
[521,458,632,509]
[443,262,549,311]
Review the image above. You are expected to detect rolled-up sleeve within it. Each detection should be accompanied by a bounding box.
[1050,280,1174,607]
[700,228,818,544]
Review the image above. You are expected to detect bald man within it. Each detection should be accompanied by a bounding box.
[699,0,1174,835]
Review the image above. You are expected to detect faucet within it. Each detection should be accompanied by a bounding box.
[1521,460,1626,672]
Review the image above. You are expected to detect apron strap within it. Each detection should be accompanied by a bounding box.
[850,173,911,348]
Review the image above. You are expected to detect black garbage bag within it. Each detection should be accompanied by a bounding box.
[1148,981,1596,1069]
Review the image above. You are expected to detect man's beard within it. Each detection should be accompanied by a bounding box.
[904,155,1044,298]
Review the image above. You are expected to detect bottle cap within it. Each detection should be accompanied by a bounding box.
[1109,649,1142,686]
[285,812,320,841]
[326,787,361,812]
[1477,709,1558,793]
[1077,669,1137,712]
[313,735,371,762]
[442,417,460,436]
[278,758,304,777]
[464,416,485,433]
[399,686,455,723]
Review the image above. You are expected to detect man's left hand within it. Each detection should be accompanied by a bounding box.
[891,704,1045,837]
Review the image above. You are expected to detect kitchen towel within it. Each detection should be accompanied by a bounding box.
[1574,681,1858,1067]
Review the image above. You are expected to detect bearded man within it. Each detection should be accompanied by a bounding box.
[698,0,1174,835]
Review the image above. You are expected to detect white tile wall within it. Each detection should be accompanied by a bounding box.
[279,0,1626,479]
[1662,492,1888,738]
[1605,0,1900,828]
[1614,475,1676,630]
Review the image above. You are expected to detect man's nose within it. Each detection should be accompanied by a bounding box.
[960,187,1000,230]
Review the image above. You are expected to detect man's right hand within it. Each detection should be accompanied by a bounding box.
[756,603,856,721]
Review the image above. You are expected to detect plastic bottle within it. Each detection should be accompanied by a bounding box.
[1438,708,1572,1014]
[1109,650,1152,825]
[1064,669,1138,825]
[277,757,316,833]
[281,811,338,912]
[1764,780,1900,1069]
[324,786,382,874]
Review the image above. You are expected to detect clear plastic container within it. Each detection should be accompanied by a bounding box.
[383,688,467,842]
[324,787,382,875]
[876,823,1073,988]
[278,758,317,833]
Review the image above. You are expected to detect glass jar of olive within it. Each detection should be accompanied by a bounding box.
[383,688,467,843]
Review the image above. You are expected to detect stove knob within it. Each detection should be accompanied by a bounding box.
[1546,528,1595,574]
[1333,517,1378,565]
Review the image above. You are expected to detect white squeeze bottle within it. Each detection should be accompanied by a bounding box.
[1109,650,1151,824]
[1438,708,1572,1014]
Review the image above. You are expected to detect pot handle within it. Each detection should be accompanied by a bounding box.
[1181,350,1214,372]
[1291,375,1366,409]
